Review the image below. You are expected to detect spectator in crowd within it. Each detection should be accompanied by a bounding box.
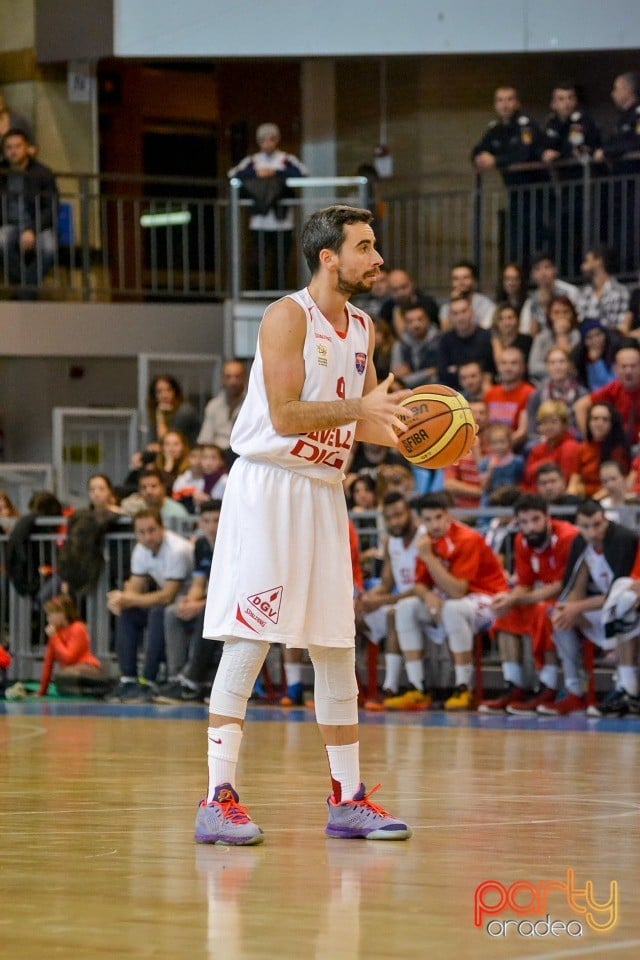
[623,267,640,336]
[439,260,495,330]
[349,475,385,585]
[484,346,534,449]
[372,317,397,381]
[107,507,193,703]
[351,266,390,319]
[390,302,440,388]
[443,400,489,509]
[437,294,496,389]
[568,402,631,499]
[478,423,525,505]
[571,320,622,392]
[577,246,630,330]
[200,444,228,501]
[359,492,428,710]
[37,595,110,698]
[172,445,205,514]
[526,347,587,449]
[457,360,488,401]
[348,472,380,513]
[519,252,579,335]
[598,461,637,525]
[399,492,508,710]
[147,374,200,447]
[494,262,527,316]
[478,494,578,714]
[228,122,307,290]
[0,488,19,532]
[154,499,222,704]
[523,400,581,491]
[574,343,640,447]
[86,473,125,519]
[544,500,639,716]
[378,268,440,337]
[527,296,582,383]
[156,429,191,489]
[121,466,190,526]
[534,462,582,515]
[0,128,58,296]
[198,360,248,461]
[491,302,532,366]
[541,81,602,164]
[0,89,34,144]
[594,73,640,165]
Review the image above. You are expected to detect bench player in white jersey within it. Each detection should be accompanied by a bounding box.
[196,205,413,845]
[359,492,431,711]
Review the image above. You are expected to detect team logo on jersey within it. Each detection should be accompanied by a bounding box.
[355,352,367,374]
[317,343,329,367]
[247,586,283,624]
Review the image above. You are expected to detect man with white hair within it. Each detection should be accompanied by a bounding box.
[228,122,307,290]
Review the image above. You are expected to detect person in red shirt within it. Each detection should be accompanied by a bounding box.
[484,346,535,450]
[38,595,108,697]
[574,343,640,447]
[478,495,578,714]
[522,399,580,491]
[444,399,489,508]
[395,492,508,710]
[568,401,631,498]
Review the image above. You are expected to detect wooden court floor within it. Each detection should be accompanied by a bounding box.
[2,703,639,960]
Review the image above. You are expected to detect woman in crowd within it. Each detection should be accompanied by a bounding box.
[525,346,588,448]
[495,262,527,316]
[491,302,532,366]
[372,318,397,381]
[156,429,191,488]
[37,594,109,697]
[147,374,200,446]
[568,402,631,498]
[528,296,581,383]
[0,489,20,533]
[571,320,622,391]
[87,474,125,518]
[522,400,581,491]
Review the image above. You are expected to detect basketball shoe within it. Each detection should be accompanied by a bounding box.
[325,783,412,840]
[195,783,265,845]
[363,689,397,711]
[586,687,640,718]
[506,685,555,715]
[477,684,526,714]
[383,688,432,711]
[537,691,587,716]
[444,684,475,710]
[280,681,304,706]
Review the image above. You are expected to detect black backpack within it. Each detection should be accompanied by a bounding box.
[58,510,115,595]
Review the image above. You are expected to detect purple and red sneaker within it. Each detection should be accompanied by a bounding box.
[325,783,412,840]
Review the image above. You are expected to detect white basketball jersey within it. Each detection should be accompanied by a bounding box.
[388,526,424,591]
[231,287,371,481]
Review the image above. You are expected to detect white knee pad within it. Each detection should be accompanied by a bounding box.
[209,636,269,719]
[308,644,359,726]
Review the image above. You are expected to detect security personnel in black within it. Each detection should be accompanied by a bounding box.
[594,73,640,273]
[541,83,603,277]
[472,86,547,269]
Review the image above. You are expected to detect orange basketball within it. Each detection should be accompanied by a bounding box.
[395,384,477,468]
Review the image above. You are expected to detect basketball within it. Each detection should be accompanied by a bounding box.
[395,384,477,468]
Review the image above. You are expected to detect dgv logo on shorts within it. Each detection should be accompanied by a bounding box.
[247,586,283,625]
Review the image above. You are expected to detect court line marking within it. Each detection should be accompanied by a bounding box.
[2,721,48,741]
[504,938,640,960]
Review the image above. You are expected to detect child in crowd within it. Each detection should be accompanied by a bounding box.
[172,443,228,511]
[478,423,524,505]
[37,595,109,697]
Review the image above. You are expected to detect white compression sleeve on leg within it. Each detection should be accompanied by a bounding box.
[308,644,359,726]
[209,636,269,720]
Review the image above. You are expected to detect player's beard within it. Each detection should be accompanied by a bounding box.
[336,268,375,298]
[524,529,549,549]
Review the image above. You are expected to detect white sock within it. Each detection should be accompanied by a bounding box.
[538,664,559,690]
[404,659,424,692]
[502,661,523,687]
[284,663,303,687]
[207,724,243,801]
[617,666,639,696]
[326,742,360,802]
[383,652,403,693]
[454,663,473,689]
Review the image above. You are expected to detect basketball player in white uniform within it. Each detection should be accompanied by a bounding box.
[195,205,413,845]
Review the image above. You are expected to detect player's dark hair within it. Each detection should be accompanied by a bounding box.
[302,205,373,274]
[416,491,453,513]
[514,494,549,515]
[576,498,605,520]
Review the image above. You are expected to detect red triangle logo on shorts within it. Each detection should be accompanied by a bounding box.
[246,586,283,624]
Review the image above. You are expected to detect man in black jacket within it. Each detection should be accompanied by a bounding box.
[0,128,58,294]
[538,499,639,716]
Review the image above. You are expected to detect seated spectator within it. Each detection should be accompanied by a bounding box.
[571,320,622,391]
[478,494,578,715]
[121,466,190,527]
[519,252,579,335]
[545,500,639,716]
[0,128,58,297]
[576,246,630,330]
[378,268,440,338]
[198,359,248,462]
[494,262,527,316]
[147,374,200,448]
[599,460,638,525]
[390,302,440,388]
[568,402,631,498]
[534,462,582,516]
[523,400,581,491]
[484,346,534,450]
[372,317,396,381]
[444,400,489,509]
[378,462,422,502]
[478,423,525,505]
[0,89,34,144]
[154,500,222,704]
[527,296,581,383]
[457,360,488,401]
[107,507,193,703]
[6,490,64,601]
[437,294,496,389]
[491,302,532,366]
[574,343,640,447]
[351,266,390,319]
[345,441,404,495]
[157,429,191,489]
[87,473,125,519]
[439,260,496,330]
[526,347,587,449]
[200,443,228,500]
[623,267,640,336]
[0,488,19,532]
[37,595,110,697]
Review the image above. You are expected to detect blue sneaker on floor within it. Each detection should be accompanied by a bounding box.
[325,783,412,840]
[195,783,265,845]
[280,681,304,706]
